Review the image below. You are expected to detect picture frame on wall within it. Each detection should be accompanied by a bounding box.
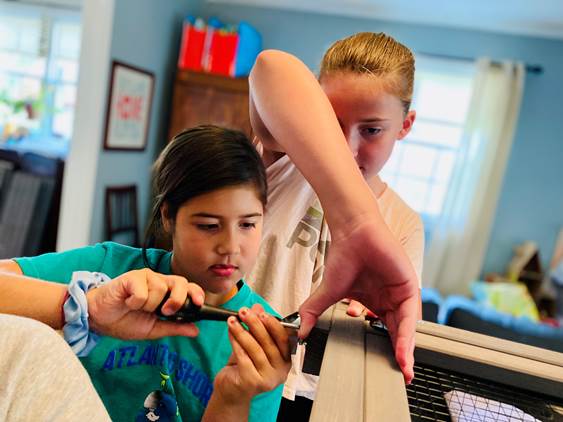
[103,61,155,151]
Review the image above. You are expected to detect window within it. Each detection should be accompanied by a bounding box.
[379,56,475,241]
[0,3,81,157]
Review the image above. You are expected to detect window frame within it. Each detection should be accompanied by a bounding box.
[0,2,81,146]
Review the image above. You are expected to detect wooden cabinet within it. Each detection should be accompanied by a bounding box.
[168,70,251,140]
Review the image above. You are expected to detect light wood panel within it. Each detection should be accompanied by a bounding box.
[309,304,366,422]
[365,331,411,421]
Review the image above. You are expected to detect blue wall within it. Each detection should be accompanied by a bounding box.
[89,0,203,243]
[200,4,563,275]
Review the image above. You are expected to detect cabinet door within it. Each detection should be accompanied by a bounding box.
[168,72,251,140]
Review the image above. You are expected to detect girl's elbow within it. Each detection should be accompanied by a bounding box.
[253,50,298,74]
[256,49,285,63]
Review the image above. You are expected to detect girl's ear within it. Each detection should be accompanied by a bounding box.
[398,110,416,140]
[160,202,172,234]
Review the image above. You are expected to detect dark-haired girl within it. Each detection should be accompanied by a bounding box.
[0,125,290,421]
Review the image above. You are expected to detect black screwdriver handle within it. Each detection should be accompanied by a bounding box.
[156,292,300,330]
[156,292,239,323]
[156,292,202,322]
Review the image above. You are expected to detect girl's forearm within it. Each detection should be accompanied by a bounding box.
[249,50,381,231]
[201,393,250,422]
[0,264,66,328]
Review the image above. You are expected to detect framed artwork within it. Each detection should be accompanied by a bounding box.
[103,61,155,151]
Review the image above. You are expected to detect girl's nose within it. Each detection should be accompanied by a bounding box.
[216,230,240,255]
[347,136,360,159]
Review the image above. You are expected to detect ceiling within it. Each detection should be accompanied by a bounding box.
[206,0,563,40]
[5,0,563,40]
[1,0,82,10]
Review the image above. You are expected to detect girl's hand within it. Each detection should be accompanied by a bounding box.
[299,217,420,384]
[345,299,377,319]
[86,268,204,339]
[214,304,291,405]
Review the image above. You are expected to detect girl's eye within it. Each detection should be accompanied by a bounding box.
[196,224,219,231]
[362,127,381,136]
[240,222,256,229]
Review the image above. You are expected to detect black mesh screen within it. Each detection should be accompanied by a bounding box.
[407,363,563,421]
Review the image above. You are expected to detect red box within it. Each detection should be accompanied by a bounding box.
[178,22,206,71]
[206,31,239,76]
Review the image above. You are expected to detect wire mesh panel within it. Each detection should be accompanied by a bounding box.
[407,363,563,421]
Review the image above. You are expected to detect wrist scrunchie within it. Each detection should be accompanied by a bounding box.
[63,271,111,357]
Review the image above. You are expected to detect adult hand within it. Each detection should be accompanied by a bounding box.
[298,218,419,384]
[86,268,204,340]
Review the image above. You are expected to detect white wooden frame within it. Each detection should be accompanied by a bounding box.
[310,303,563,421]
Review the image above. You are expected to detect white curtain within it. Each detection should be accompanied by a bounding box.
[423,58,525,295]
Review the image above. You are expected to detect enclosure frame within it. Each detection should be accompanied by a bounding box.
[309,303,563,421]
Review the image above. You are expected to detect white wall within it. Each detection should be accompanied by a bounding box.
[56,0,114,251]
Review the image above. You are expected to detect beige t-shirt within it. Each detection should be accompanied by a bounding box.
[248,153,424,317]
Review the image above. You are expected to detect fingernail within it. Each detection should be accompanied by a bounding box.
[228,316,237,325]
[240,307,248,316]
[259,313,266,320]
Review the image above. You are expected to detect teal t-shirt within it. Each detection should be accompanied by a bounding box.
[16,242,283,422]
